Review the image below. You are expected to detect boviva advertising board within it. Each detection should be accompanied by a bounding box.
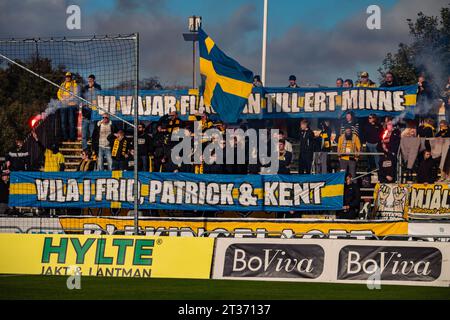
[212,238,450,287]
[0,234,214,279]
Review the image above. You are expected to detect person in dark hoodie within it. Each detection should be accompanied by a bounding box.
[417,150,437,183]
[378,142,397,183]
[298,119,314,174]
[337,174,360,219]
[137,123,152,171]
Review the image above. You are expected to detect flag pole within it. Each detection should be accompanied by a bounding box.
[261,0,268,86]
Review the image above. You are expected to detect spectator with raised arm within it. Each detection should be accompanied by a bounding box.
[31,131,65,172]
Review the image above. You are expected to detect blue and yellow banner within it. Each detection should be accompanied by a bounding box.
[9,171,344,212]
[91,85,418,122]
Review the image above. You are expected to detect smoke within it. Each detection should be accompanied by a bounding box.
[40,99,63,119]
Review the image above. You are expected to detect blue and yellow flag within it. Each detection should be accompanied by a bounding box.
[198,28,253,123]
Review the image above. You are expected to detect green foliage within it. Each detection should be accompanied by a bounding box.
[0,56,66,155]
[379,6,450,87]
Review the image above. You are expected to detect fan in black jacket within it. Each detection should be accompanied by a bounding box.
[277,139,292,174]
[378,144,397,183]
[298,120,314,174]
[337,174,360,219]
[417,150,437,183]
[5,138,30,172]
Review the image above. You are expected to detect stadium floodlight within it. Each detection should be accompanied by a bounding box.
[188,16,202,32]
[183,16,202,88]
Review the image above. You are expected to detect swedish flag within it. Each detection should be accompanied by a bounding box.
[198,28,253,123]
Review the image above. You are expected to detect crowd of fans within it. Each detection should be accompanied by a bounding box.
[1,70,449,219]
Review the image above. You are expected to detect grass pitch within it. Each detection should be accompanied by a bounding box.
[0,275,449,300]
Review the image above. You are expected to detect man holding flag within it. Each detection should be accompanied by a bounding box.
[198,28,254,124]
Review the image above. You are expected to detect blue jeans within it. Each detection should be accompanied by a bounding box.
[139,155,149,171]
[60,106,77,141]
[366,142,379,170]
[81,118,94,150]
[97,147,112,171]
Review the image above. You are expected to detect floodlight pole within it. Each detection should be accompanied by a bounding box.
[193,39,196,88]
[183,16,201,89]
[133,33,140,235]
[261,0,268,86]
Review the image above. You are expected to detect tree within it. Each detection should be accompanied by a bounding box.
[111,77,163,90]
[378,6,450,88]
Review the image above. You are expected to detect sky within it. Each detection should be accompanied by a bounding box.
[0,0,448,87]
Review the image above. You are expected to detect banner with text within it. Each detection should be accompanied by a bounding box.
[9,171,344,212]
[0,234,213,278]
[92,85,418,121]
[374,183,450,219]
[212,238,450,287]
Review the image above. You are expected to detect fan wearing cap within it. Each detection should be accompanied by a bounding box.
[57,71,79,141]
[287,75,299,88]
[356,71,376,88]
